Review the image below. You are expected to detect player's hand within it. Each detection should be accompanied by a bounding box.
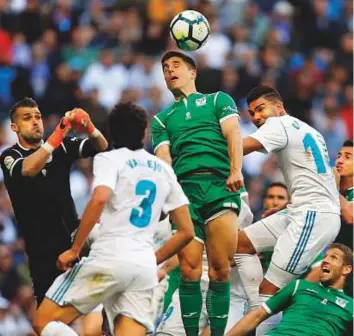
[333,168,340,190]
[57,249,79,272]
[157,268,167,282]
[226,170,244,192]
[261,208,281,219]
[66,108,95,136]
[47,117,72,149]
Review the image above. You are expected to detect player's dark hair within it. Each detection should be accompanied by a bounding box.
[246,86,283,105]
[161,51,197,70]
[109,102,148,150]
[328,243,353,269]
[9,97,38,122]
[266,182,290,198]
[342,139,353,147]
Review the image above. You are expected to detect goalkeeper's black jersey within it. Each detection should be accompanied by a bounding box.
[0,137,97,264]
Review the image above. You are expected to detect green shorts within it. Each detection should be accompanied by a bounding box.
[179,174,241,243]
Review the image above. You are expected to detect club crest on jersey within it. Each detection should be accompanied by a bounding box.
[196,96,206,107]
[185,112,192,120]
[335,297,348,308]
[4,156,14,170]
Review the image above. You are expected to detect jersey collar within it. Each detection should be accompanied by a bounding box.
[319,282,344,292]
[17,140,44,151]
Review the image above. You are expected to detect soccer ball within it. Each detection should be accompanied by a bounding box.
[170,10,210,51]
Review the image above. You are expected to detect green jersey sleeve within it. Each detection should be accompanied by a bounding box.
[214,91,239,123]
[263,280,298,315]
[151,114,170,152]
[344,188,354,202]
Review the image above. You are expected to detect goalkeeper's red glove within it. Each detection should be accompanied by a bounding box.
[66,108,99,137]
[44,117,72,152]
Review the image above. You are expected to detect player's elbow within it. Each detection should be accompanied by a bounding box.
[342,210,354,225]
[21,164,39,177]
[182,227,195,245]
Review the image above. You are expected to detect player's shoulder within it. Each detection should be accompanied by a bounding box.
[0,144,23,161]
[153,103,178,121]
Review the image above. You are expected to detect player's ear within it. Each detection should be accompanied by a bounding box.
[10,122,19,133]
[190,69,197,80]
[343,264,352,277]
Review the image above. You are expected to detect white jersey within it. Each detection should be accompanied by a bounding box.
[90,148,189,268]
[250,115,339,213]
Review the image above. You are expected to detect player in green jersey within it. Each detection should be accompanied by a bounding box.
[335,140,353,243]
[151,51,244,336]
[226,243,353,336]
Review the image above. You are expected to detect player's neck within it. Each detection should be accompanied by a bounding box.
[340,176,353,194]
[18,137,42,150]
[173,84,197,101]
[327,277,346,291]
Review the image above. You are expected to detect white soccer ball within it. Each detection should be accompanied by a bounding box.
[169,10,210,51]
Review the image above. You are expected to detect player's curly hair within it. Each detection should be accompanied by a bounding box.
[109,102,148,150]
[9,97,38,122]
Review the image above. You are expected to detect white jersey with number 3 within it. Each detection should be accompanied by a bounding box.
[250,115,339,213]
[89,148,189,268]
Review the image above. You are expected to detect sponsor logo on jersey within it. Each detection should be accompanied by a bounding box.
[4,156,14,170]
[42,169,47,177]
[222,106,237,114]
[321,298,328,305]
[196,96,206,107]
[185,112,192,120]
[335,297,348,308]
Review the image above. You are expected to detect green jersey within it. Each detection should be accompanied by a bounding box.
[264,280,353,336]
[344,187,354,202]
[151,91,239,179]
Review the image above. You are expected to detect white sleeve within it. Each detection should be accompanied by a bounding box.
[163,168,189,214]
[249,117,288,153]
[92,153,120,191]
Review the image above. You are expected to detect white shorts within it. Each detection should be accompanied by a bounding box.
[155,289,247,335]
[244,209,340,288]
[46,257,157,333]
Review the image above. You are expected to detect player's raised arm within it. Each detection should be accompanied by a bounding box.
[66,108,108,152]
[216,92,244,191]
[22,116,72,177]
[151,114,172,166]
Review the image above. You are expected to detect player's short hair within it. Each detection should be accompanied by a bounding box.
[342,139,353,147]
[246,86,283,105]
[9,97,38,122]
[328,243,353,269]
[109,102,148,150]
[161,51,197,70]
[266,182,290,198]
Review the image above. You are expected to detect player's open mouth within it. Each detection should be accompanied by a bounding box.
[170,76,178,81]
[321,266,330,273]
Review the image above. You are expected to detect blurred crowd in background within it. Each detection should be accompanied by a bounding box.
[0,0,352,334]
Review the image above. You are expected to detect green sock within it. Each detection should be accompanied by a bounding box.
[206,281,231,336]
[179,279,203,336]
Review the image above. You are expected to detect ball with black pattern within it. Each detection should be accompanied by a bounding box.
[170,10,210,51]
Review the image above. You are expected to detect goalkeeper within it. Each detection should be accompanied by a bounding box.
[0,97,108,308]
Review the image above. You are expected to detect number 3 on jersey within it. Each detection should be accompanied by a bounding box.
[130,180,156,228]
[303,133,327,174]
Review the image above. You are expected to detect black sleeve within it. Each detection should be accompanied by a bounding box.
[62,137,99,162]
[0,149,25,181]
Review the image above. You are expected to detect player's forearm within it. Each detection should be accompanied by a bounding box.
[162,254,180,273]
[339,194,354,224]
[22,147,52,177]
[226,307,269,336]
[72,198,105,253]
[155,145,173,166]
[226,125,243,174]
[155,230,194,265]
[89,131,108,152]
[155,205,194,265]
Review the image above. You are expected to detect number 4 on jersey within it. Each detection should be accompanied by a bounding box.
[130,180,156,228]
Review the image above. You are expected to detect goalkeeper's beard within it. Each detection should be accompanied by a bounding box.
[22,133,43,145]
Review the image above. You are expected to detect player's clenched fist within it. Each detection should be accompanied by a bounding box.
[46,117,72,149]
[226,170,244,192]
[57,249,79,271]
[66,108,99,137]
